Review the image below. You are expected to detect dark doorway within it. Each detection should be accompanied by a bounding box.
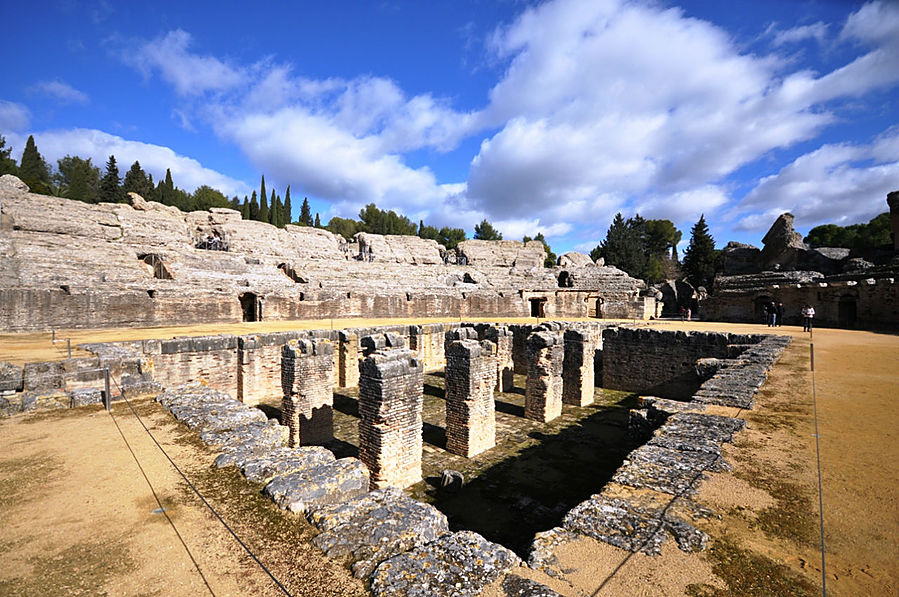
[838,297,857,328]
[754,295,773,323]
[239,292,260,322]
[557,271,573,288]
[529,297,546,318]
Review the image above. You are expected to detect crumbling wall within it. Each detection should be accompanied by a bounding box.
[358,348,424,489]
[601,328,752,399]
[525,330,564,422]
[562,328,595,406]
[445,339,497,458]
[281,338,335,446]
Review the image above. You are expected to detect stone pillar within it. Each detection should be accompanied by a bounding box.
[525,331,564,422]
[445,326,479,353]
[888,191,899,251]
[484,325,514,392]
[562,328,595,406]
[445,339,497,458]
[237,335,259,405]
[358,349,424,489]
[281,338,335,447]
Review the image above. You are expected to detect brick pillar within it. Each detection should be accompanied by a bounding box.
[281,338,335,447]
[338,329,360,388]
[562,328,595,406]
[509,324,534,375]
[358,348,423,489]
[485,325,514,392]
[525,331,564,422]
[445,326,479,354]
[445,339,497,458]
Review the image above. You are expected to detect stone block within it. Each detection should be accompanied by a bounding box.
[525,331,564,422]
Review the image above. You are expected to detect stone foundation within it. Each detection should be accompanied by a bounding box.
[281,338,335,446]
[445,339,497,458]
[525,330,564,422]
[358,348,424,489]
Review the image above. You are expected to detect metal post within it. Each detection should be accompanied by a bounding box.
[67,338,72,359]
[51,329,56,343]
[104,367,111,411]
[810,344,815,373]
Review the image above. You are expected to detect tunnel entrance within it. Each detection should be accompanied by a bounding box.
[239,292,260,322]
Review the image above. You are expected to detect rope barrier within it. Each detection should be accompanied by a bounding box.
[809,339,828,596]
[108,375,294,597]
[107,404,216,596]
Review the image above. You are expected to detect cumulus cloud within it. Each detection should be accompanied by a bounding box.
[735,132,899,231]
[0,100,30,132]
[9,128,249,197]
[124,30,246,96]
[29,80,90,105]
[111,1,899,248]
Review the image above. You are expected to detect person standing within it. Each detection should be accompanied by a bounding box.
[802,304,815,332]
[776,302,785,327]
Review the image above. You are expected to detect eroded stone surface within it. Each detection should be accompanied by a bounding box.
[263,457,369,514]
[309,487,450,578]
[370,530,522,597]
[240,446,336,484]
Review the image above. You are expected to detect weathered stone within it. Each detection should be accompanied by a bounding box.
[562,328,595,407]
[310,487,450,578]
[240,446,335,484]
[525,331,564,422]
[281,338,335,446]
[760,213,807,270]
[527,527,578,577]
[263,457,370,514]
[440,469,464,492]
[370,530,522,597]
[358,349,423,489]
[445,339,497,458]
[557,252,593,268]
[0,361,24,393]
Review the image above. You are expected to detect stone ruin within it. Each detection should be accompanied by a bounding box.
[0,317,791,595]
[0,174,660,333]
[702,194,899,329]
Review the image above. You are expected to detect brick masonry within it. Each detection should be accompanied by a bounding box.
[281,338,335,446]
[525,330,564,422]
[445,339,497,458]
[484,325,514,392]
[562,328,595,407]
[358,348,424,489]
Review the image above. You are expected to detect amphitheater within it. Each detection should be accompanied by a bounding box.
[1,174,897,597]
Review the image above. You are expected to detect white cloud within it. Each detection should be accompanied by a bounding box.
[771,22,829,47]
[10,128,249,197]
[124,30,245,96]
[736,133,899,231]
[0,100,31,132]
[29,80,89,105]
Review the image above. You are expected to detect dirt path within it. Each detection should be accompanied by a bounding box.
[2,320,897,596]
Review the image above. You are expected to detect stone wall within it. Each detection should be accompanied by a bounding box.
[150,336,240,396]
[601,328,762,399]
[445,339,497,458]
[281,338,335,446]
[484,325,514,392]
[358,348,424,489]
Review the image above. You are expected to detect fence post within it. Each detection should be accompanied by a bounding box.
[67,338,72,359]
[51,329,55,343]
[104,367,111,411]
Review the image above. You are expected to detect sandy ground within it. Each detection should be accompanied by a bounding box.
[1,319,897,596]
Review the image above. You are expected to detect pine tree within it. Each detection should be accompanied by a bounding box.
[314,213,321,228]
[284,186,292,225]
[474,219,502,240]
[18,135,51,194]
[249,191,259,220]
[98,155,124,203]
[122,161,152,199]
[260,175,266,213]
[258,187,269,222]
[592,213,646,277]
[0,135,18,176]
[55,155,99,203]
[240,195,250,219]
[681,214,718,290]
[299,197,313,226]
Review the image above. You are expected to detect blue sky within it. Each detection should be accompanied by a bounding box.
[1,0,897,255]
